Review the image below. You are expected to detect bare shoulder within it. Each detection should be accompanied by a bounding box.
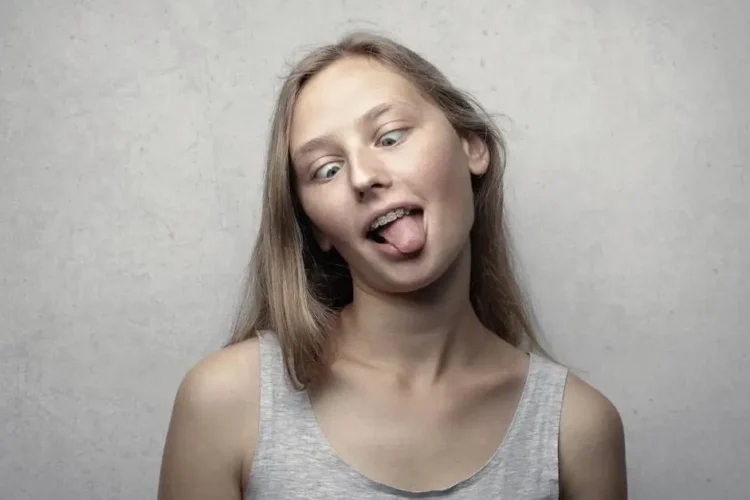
[177,338,261,412]
[559,373,628,500]
[158,338,261,500]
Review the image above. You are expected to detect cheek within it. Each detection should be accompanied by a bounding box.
[412,135,473,198]
[299,190,352,244]
[410,136,476,238]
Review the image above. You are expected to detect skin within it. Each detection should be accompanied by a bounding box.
[158,56,627,499]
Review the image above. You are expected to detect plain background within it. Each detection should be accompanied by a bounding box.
[2,0,748,498]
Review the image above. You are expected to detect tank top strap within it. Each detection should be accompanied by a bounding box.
[495,352,569,496]
[256,330,294,398]
[253,331,320,461]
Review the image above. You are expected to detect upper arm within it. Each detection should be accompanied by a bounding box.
[157,339,260,500]
[559,374,628,500]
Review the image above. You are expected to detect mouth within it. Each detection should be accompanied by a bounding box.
[365,207,423,243]
[363,204,427,256]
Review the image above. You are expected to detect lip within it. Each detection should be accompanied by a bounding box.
[361,202,424,237]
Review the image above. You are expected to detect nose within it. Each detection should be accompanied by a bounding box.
[348,148,392,200]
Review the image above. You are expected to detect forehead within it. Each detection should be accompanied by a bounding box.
[290,56,427,148]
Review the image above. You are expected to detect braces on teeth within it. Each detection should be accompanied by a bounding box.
[370,208,412,232]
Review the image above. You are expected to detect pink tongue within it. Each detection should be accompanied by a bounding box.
[379,214,426,254]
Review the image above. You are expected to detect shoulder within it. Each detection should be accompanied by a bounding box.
[158,338,261,499]
[176,337,261,414]
[558,373,628,499]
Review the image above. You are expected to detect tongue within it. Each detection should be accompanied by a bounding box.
[378,214,426,254]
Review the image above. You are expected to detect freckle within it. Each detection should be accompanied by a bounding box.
[480,59,485,68]
[482,29,488,35]
[632,409,638,415]
[706,477,712,483]
[713,268,719,274]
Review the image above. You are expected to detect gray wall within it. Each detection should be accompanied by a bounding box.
[2,1,748,498]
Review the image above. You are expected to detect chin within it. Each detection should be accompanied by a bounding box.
[378,273,439,295]
[373,250,464,295]
[348,233,471,296]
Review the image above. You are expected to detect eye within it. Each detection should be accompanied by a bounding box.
[378,129,407,147]
[312,161,343,181]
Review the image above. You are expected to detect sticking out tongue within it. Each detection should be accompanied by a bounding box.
[378,213,426,254]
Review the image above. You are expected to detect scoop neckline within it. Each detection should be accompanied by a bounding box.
[302,352,539,497]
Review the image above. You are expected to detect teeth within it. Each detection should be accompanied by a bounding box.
[370,208,412,231]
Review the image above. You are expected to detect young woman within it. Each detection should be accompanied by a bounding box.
[158,32,627,499]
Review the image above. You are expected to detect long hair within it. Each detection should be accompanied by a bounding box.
[227,31,547,389]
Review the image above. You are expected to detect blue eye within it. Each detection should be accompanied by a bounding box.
[313,161,343,180]
[379,129,406,147]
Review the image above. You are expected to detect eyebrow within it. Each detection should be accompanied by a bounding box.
[291,101,415,165]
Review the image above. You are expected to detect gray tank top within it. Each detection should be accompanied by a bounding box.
[246,331,569,499]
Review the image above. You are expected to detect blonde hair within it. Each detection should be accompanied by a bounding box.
[228,31,547,389]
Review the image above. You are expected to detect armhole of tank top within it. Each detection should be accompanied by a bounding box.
[248,331,275,478]
[548,361,569,500]
[512,354,569,500]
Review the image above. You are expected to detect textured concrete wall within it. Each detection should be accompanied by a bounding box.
[2,1,748,498]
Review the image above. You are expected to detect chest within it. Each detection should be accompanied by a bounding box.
[310,376,525,492]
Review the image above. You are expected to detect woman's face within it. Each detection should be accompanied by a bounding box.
[290,56,489,295]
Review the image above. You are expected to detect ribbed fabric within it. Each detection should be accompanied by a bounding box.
[246,331,569,499]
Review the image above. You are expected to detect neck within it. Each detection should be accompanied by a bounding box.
[336,245,494,383]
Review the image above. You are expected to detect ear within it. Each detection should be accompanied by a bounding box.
[461,133,490,176]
